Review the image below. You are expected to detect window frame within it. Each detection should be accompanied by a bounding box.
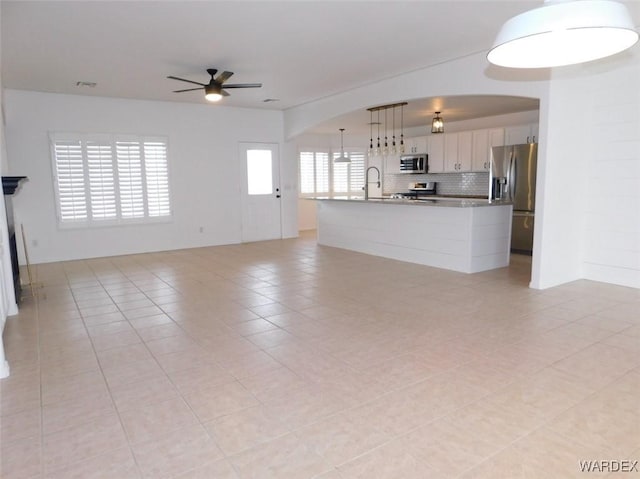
[50,132,172,229]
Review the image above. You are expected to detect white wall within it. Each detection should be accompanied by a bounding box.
[577,53,640,287]
[4,90,296,264]
[532,48,640,290]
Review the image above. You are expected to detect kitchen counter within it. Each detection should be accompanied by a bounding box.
[310,196,509,208]
[313,197,513,273]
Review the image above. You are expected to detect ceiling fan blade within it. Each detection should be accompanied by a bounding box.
[167,76,206,87]
[221,90,230,96]
[172,87,203,93]
[223,83,262,89]
[215,71,234,84]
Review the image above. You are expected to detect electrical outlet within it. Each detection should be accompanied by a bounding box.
[199,226,204,233]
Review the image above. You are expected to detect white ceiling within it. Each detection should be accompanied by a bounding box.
[2,1,638,134]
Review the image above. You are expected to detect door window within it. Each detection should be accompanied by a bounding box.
[247,149,273,195]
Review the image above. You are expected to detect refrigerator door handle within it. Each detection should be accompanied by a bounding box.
[509,154,517,200]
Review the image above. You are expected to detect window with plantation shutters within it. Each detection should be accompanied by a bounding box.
[51,134,171,227]
[299,148,365,197]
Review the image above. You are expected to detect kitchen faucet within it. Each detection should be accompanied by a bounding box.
[364,166,381,200]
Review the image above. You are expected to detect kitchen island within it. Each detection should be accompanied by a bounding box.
[313,197,513,273]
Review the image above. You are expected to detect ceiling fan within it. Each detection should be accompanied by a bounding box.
[167,68,262,102]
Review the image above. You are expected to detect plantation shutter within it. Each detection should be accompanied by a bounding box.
[86,140,117,220]
[299,151,329,195]
[349,152,365,192]
[53,139,88,222]
[116,141,145,218]
[315,152,329,193]
[143,140,170,217]
[299,152,315,194]
[332,156,349,193]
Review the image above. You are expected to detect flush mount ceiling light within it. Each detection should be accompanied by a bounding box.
[488,0,639,68]
[431,112,444,134]
[335,128,351,163]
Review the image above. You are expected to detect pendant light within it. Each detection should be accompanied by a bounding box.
[431,112,444,134]
[368,111,374,157]
[335,128,350,163]
[383,109,389,155]
[375,111,381,156]
[399,103,405,154]
[488,0,639,68]
[391,106,397,154]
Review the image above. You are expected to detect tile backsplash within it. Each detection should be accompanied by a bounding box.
[384,172,490,196]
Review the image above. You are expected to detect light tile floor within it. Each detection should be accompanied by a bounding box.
[1,231,639,478]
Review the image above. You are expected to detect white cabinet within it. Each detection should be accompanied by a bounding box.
[427,134,444,173]
[443,132,472,172]
[471,129,489,172]
[489,128,505,148]
[471,128,504,171]
[457,131,472,171]
[505,123,538,145]
[404,135,428,154]
[444,133,458,172]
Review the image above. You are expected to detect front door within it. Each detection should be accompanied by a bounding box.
[240,143,282,242]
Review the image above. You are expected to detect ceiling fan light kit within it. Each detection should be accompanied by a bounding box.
[168,68,262,102]
[205,84,223,102]
[488,0,639,68]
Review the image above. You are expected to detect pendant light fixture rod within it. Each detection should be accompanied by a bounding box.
[367,101,408,112]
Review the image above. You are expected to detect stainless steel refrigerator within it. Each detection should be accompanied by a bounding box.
[490,143,537,255]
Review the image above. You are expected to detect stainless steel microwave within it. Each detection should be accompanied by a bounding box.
[399,154,428,173]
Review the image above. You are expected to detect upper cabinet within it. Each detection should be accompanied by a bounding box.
[404,135,428,154]
[471,128,504,172]
[427,134,444,173]
[505,123,539,145]
[443,132,472,172]
[439,131,473,173]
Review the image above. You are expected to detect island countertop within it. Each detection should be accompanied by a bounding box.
[308,196,511,208]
